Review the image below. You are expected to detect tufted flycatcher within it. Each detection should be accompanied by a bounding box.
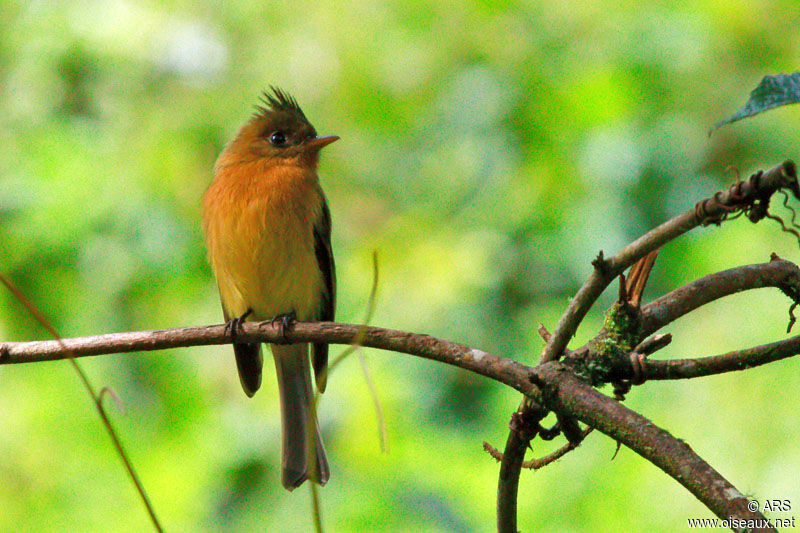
[202,88,337,490]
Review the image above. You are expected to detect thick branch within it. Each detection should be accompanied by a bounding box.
[528,362,775,530]
[641,257,800,336]
[541,160,798,363]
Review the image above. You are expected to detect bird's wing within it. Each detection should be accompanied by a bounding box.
[311,196,335,392]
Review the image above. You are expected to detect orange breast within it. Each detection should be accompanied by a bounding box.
[202,158,325,322]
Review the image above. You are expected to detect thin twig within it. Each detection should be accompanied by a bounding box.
[309,251,382,530]
[310,483,323,533]
[523,427,594,470]
[358,352,388,452]
[633,334,672,356]
[537,324,551,342]
[641,334,800,380]
[483,441,503,461]
[315,251,386,450]
[0,273,162,532]
[484,427,595,470]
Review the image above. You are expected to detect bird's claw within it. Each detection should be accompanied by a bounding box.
[271,311,297,342]
[225,308,253,340]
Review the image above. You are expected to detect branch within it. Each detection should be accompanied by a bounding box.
[1,321,776,528]
[528,362,775,530]
[485,427,594,470]
[641,257,800,336]
[497,401,542,533]
[642,334,800,380]
[540,160,798,363]
[521,427,593,470]
[0,321,538,395]
[556,258,800,385]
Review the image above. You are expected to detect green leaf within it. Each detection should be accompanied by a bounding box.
[711,72,800,134]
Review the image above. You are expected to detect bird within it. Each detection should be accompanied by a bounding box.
[202,87,337,490]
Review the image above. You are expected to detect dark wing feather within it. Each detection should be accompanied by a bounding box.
[233,342,263,397]
[222,308,263,397]
[312,197,335,392]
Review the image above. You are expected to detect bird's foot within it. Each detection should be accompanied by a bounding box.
[271,311,297,343]
[224,308,253,341]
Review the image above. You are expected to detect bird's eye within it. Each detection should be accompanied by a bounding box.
[269,131,287,146]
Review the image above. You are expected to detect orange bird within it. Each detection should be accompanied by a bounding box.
[202,88,337,490]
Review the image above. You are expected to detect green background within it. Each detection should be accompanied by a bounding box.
[1,1,799,531]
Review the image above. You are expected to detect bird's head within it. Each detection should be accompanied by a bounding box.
[222,87,338,169]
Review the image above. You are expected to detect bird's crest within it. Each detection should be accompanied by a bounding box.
[255,87,309,124]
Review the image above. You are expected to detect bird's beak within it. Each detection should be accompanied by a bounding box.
[304,135,340,152]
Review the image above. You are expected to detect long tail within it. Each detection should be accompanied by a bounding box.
[271,343,330,490]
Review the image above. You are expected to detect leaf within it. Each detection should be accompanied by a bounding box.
[710,72,800,135]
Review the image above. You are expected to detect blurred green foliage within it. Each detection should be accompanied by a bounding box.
[1,1,799,531]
